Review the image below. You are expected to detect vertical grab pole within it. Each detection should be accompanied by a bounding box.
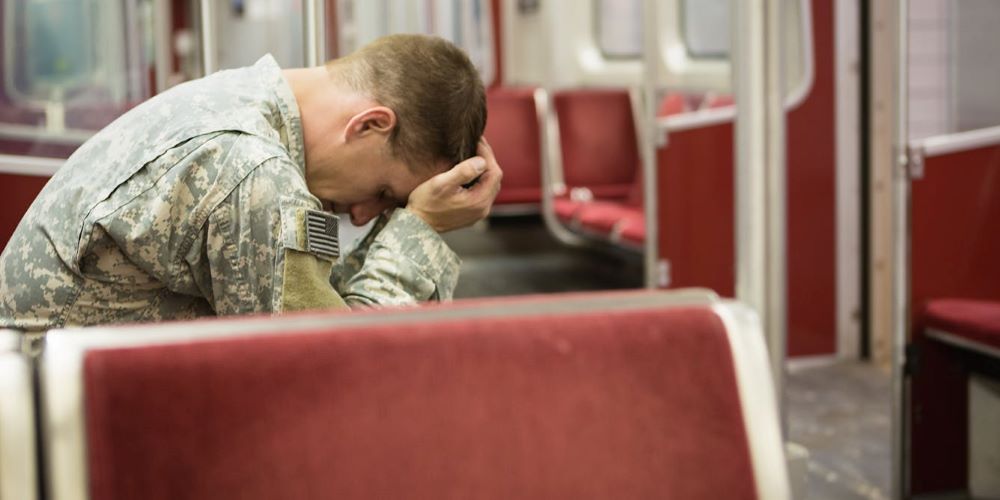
[153,0,172,93]
[734,0,788,427]
[303,0,328,66]
[641,0,661,289]
[890,0,910,497]
[199,0,217,76]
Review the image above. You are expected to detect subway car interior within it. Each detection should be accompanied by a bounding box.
[1,0,1000,499]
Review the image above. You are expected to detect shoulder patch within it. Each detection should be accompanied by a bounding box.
[304,210,340,259]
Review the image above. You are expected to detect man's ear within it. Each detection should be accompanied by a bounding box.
[344,106,397,142]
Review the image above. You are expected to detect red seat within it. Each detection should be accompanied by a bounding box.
[553,197,581,222]
[542,89,648,248]
[553,89,639,201]
[923,299,1000,353]
[658,92,688,117]
[484,87,543,207]
[703,93,735,109]
[618,212,647,245]
[42,291,790,500]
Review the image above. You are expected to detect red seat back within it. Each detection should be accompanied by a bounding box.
[46,292,787,500]
[553,89,640,200]
[484,87,542,205]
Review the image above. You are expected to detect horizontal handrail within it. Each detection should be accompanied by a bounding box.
[0,154,64,177]
[906,124,1000,179]
[910,124,1000,159]
[0,124,92,145]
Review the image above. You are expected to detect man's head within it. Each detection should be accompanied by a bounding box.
[331,34,486,171]
[290,34,487,226]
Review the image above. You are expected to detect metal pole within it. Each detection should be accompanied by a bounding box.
[153,0,172,92]
[641,0,661,289]
[199,0,217,76]
[890,0,910,497]
[303,0,328,66]
[734,0,787,425]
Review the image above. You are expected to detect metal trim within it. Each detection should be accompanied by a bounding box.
[911,124,1000,160]
[0,154,65,176]
[925,328,1000,360]
[533,87,590,247]
[713,302,792,500]
[641,0,661,289]
[890,0,911,497]
[0,331,39,500]
[734,0,788,431]
[199,0,217,76]
[303,0,327,66]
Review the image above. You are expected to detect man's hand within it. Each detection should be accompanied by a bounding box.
[407,138,503,233]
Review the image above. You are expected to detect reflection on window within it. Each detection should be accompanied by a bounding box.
[596,0,642,59]
[2,0,152,135]
[337,0,495,84]
[682,0,729,58]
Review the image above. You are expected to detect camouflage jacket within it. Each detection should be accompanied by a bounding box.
[0,55,460,331]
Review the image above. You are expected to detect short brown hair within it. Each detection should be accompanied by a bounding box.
[328,34,487,170]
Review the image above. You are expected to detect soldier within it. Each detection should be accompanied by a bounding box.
[0,34,500,331]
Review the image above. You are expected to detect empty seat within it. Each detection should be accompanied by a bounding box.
[484,87,543,209]
[923,299,1000,355]
[0,330,37,500]
[702,93,735,109]
[658,92,689,117]
[548,89,646,244]
[553,89,640,201]
[41,290,789,500]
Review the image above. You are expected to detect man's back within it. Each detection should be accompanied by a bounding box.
[0,55,311,330]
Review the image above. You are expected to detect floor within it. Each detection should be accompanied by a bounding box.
[441,215,893,500]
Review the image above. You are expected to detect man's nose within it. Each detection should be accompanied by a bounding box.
[348,200,391,226]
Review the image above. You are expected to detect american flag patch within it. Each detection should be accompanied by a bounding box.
[304,210,339,259]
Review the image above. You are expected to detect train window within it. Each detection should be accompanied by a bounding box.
[1,0,155,147]
[681,0,729,59]
[908,0,1000,140]
[595,0,642,59]
[214,0,306,70]
[336,0,496,85]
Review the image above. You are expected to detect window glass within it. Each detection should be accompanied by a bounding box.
[682,0,729,58]
[1,0,156,154]
[596,0,642,59]
[337,0,495,84]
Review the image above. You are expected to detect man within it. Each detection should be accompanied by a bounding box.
[0,34,501,331]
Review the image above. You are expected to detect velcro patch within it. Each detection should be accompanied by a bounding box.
[304,210,340,259]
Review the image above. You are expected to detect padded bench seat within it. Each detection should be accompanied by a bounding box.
[40,290,789,500]
[923,299,1000,356]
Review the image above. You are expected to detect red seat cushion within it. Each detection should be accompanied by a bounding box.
[658,92,688,117]
[576,203,642,235]
[554,197,582,222]
[81,299,759,500]
[923,299,1000,352]
[619,213,646,245]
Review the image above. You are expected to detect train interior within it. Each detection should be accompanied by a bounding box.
[2,0,1000,499]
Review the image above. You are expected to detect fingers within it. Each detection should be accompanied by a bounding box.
[433,156,487,191]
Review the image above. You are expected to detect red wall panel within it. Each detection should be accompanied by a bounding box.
[0,174,50,251]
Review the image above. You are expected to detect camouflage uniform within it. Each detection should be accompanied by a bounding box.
[0,55,460,331]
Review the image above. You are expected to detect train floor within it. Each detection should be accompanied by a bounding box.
[439,214,892,500]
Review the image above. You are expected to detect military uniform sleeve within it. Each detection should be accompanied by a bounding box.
[329,208,461,307]
[192,157,348,316]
